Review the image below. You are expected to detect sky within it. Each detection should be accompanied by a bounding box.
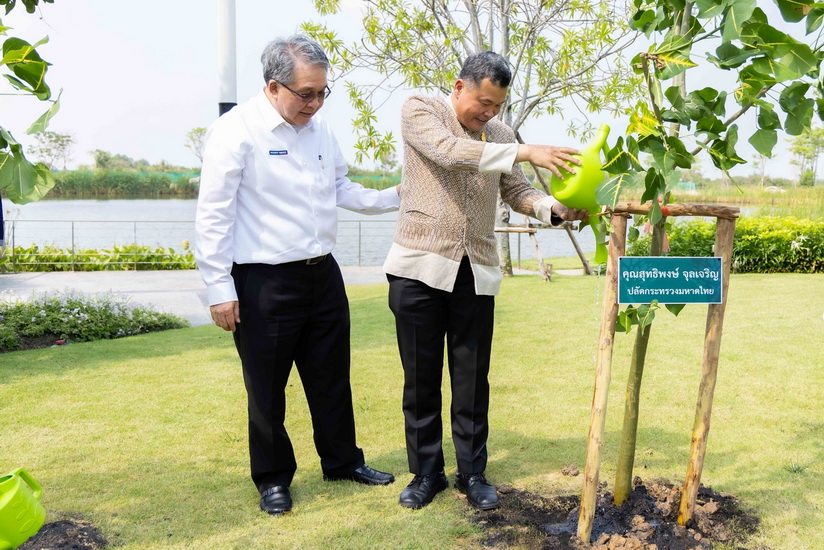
[0,0,804,178]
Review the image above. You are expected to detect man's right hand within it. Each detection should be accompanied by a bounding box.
[210,301,240,332]
[516,144,582,179]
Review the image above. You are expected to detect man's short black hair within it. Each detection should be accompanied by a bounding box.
[459,51,512,88]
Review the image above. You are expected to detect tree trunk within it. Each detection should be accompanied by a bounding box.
[612,219,665,505]
[496,195,513,276]
[613,323,651,505]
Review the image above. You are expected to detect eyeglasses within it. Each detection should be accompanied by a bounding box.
[277,81,331,103]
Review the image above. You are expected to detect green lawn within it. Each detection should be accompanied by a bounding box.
[1,273,822,549]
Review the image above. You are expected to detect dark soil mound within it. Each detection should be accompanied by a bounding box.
[471,477,760,549]
[19,516,107,550]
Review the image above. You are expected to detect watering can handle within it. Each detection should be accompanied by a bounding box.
[10,468,42,501]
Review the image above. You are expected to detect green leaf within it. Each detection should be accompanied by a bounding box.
[642,168,663,203]
[785,98,815,135]
[664,169,682,193]
[628,103,661,137]
[757,105,782,130]
[780,44,818,79]
[665,304,686,316]
[616,310,633,334]
[774,0,812,22]
[664,136,695,169]
[696,116,726,140]
[655,49,698,80]
[631,8,657,31]
[721,0,756,43]
[603,137,631,174]
[0,149,55,204]
[807,7,824,34]
[26,89,61,134]
[708,125,746,170]
[748,128,778,157]
[636,302,657,332]
[695,0,726,19]
[708,43,751,69]
[597,172,639,208]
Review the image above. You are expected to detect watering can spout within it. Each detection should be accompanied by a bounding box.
[549,123,611,264]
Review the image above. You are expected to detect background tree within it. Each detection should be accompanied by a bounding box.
[28,129,74,169]
[184,127,206,164]
[788,125,824,185]
[304,0,641,274]
[0,0,59,203]
[588,0,824,539]
[751,153,768,187]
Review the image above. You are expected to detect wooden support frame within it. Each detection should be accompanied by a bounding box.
[577,202,739,543]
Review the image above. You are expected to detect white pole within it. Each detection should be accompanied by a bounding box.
[217,0,237,116]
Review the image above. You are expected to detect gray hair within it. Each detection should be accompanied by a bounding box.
[260,35,330,85]
[459,51,512,88]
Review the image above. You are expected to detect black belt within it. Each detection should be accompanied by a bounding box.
[288,254,328,266]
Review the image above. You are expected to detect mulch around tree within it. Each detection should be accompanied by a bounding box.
[18,515,107,550]
[17,477,759,549]
[468,475,761,550]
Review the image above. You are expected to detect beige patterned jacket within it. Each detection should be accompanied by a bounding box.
[383,94,559,295]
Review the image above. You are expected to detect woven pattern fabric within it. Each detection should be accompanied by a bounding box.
[394,94,545,267]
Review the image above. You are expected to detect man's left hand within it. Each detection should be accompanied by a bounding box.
[551,202,589,222]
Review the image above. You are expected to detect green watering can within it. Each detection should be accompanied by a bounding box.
[550,123,611,264]
[0,469,45,550]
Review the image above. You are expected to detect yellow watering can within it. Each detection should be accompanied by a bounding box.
[550,123,610,264]
[0,468,45,550]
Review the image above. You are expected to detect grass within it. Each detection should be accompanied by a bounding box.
[1,273,823,549]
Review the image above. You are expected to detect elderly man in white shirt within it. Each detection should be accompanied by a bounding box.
[195,35,398,515]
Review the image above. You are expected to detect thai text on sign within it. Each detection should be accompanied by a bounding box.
[617,257,723,304]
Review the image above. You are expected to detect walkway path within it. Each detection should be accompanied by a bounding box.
[0,266,581,327]
[0,267,388,327]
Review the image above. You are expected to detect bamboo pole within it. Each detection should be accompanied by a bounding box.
[528,231,550,282]
[677,217,736,525]
[577,214,628,543]
[564,224,594,275]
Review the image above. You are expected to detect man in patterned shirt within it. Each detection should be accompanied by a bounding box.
[384,51,588,510]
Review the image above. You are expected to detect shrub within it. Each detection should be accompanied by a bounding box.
[50,170,192,197]
[0,245,196,272]
[799,170,815,187]
[627,216,824,273]
[0,290,189,352]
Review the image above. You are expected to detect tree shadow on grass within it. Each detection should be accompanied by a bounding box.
[0,325,236,385]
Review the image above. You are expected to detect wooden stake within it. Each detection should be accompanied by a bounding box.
[577,214,627,543]
[677,217,736,525]
[528,231,550,282]
[608,202,740,220]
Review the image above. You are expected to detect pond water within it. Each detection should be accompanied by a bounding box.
[5,196,815,267]
[3,198,596,267]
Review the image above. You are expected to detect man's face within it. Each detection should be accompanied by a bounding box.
[452,77,508,132]
[267,61,328,126]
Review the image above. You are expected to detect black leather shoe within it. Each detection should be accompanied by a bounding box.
[455,472,500,510]
[260,486,292,515]
[398,471,448,509]
[323,464,395,485]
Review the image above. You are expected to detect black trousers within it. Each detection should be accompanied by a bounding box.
[388,257,495,475]
[232,256,364,492]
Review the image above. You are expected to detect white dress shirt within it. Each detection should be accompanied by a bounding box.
[196,91,400,306]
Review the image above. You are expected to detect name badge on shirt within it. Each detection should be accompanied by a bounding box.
[269,150,288,156]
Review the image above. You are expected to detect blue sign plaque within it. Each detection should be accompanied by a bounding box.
[618,257,723,304]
